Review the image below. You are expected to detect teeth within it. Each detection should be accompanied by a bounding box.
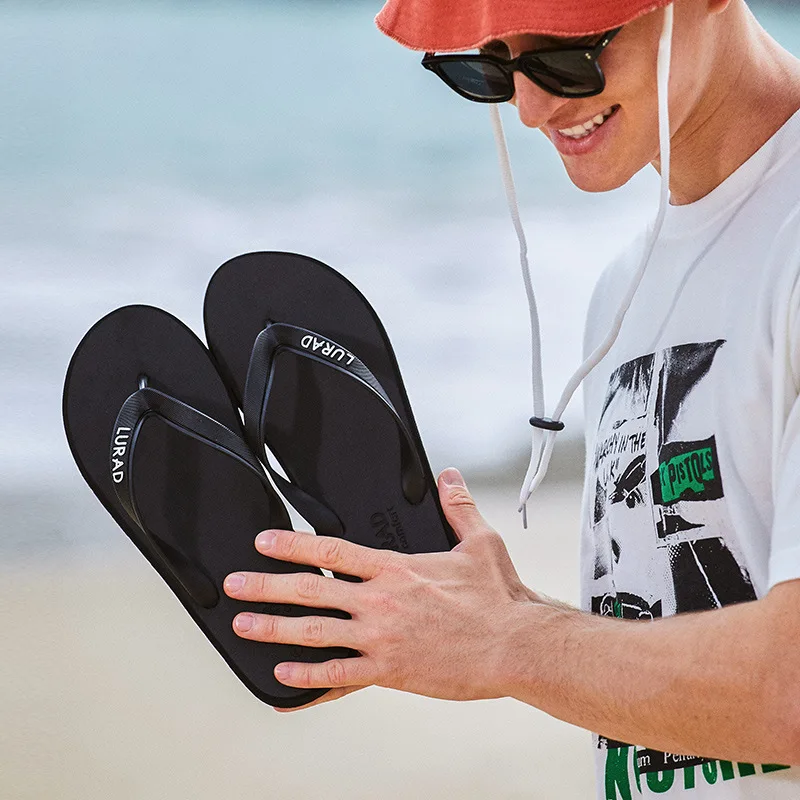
[558,107,615,139]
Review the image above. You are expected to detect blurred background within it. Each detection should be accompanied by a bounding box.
[3,2,799,798]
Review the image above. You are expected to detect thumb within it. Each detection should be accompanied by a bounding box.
[437,468,489,542]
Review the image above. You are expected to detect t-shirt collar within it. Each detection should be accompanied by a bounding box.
[660,106,800,240]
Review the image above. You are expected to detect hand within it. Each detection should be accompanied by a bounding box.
[224,468,536,710]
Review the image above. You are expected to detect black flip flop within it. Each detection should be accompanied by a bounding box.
[63,305,351,708]
[203,252,457,558]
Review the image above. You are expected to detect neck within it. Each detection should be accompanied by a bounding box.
[657,2,800,206]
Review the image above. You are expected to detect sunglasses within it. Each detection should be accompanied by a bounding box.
[421,27,622,102]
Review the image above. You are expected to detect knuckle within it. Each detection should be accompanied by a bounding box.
[380,553,408,578]
[296,572,321,601]
[473,527,504,550]
[325,659,348,686]
[317,537,345,570]
[482,528,505,547]
[295,663,313,688]
[259,615,279,640]
[371,590,399,616]
[381,659,400,687]
[301,617,325,645]
[447,487,476,508]
[280,532,302,560]
[256,572,273,598]
[359,624,378,648]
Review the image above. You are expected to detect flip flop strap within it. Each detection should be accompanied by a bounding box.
[242,324,428,530]
[111,386,270,608]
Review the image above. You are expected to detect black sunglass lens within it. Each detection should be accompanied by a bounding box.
[522,52,603,97]
[437,60,511,101]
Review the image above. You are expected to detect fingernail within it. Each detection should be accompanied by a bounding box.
[224,573,245,593]
[256,530,276,550]
[440,467,466,488]
[275,664,290,680]
[234,613,254,632]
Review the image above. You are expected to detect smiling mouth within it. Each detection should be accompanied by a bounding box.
[556,105,619,139]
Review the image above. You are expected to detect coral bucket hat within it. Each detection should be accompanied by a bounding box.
[376,0,672,51]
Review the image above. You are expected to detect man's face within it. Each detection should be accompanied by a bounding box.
[494,0,721,192]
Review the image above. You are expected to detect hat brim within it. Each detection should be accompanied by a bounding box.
[376,0,672,52]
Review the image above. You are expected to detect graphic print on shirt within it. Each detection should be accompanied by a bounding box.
[589,341,763,796]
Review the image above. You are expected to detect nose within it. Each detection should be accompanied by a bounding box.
[511,73,569,129]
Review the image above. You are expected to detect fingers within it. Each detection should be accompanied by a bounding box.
[274,656,377,690]
[437,468,492,541]
[224,569,355,611]
[232,611,359,650]
[274,686,363,713]
[253,530,391,580]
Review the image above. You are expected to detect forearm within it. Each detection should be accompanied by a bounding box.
[503,585,800,765]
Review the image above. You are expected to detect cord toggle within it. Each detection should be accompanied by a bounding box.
[529,416,565,432]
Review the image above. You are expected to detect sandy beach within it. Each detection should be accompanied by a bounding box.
[3,478,595,800]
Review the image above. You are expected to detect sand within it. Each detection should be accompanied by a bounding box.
[3,480,595,800]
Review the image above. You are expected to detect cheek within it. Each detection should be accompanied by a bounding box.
[603,43,657,105]
[602,15,705,142]
[600,18,663,106]
[600,44,663,152]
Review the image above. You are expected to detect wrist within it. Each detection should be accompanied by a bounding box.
[495,598,582,704]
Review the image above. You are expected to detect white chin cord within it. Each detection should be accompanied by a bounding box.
[489,4,675,527]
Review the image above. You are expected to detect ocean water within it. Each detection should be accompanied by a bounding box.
[2,2,799,534]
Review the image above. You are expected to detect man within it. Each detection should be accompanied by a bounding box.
[223,0,800,795]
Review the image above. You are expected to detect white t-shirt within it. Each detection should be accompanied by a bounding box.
[581,108,800,798]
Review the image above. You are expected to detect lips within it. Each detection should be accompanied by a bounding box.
[547,105,621,157]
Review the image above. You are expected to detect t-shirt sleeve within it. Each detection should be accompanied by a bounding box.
[769,397,800,587]
[767,224,800,589]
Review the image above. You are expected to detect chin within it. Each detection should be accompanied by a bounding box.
[561,159,642,193]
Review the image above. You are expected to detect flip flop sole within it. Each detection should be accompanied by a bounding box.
[204,252,457,555]
[63,305,350,707]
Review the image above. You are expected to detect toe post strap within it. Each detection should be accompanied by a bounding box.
[243,323,428,516]
[110,385,272,609]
